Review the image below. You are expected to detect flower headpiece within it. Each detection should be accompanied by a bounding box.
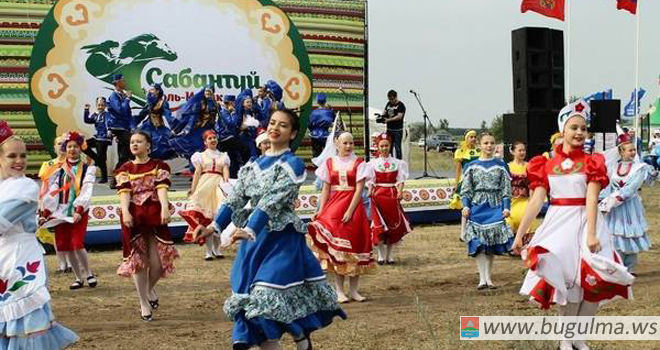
[0,120,15,146]
[616,132,632,146]
[557,100,591,132]
[374,132,392,144]
[60,131,87,152]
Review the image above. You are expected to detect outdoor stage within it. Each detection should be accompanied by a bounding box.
[83,176,460,246]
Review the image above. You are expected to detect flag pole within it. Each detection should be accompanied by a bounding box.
[634,0,640,149]
[565,0,571,103]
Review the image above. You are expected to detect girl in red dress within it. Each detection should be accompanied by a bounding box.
[367,133,412,265]
[40,131,97,290]
[115,131,179,321]
[308,132,375,303]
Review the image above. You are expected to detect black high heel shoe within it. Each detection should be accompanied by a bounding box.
[149,299,159,310]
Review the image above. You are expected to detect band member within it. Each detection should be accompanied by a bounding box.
[115,131,179,321]
[308,132,375,303]
[40,131,98,290]
[170,85,218,163]
[195,109,345,349]
[135,83,176,160]
[0,120,79,349]
[367,133,412,264]
[83,97,112,183]
[107,74,134,187]
[512,100,634,350]
[308,93,335,158]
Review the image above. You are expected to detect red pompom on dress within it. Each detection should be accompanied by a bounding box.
[308,155,375,276]
[520,146,634,310]
[114,159,179,277]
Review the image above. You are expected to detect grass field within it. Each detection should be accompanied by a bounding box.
[47,185,660,350]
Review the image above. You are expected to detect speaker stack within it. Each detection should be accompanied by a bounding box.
[504,27,565,158]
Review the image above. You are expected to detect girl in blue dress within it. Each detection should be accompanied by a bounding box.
[460,132,513,290]
[195,109,345,350]
[599,133,654,273]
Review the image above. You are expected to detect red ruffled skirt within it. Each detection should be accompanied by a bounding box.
[370,186,412,245]
[308,191,375,276]
[54,212,89,251]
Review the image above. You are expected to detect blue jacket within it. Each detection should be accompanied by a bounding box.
[216,108,239,141]
[308,107,335,139]
[107,90,133,130]
[83,109,111,141]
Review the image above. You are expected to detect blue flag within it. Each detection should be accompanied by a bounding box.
[583,89,613,102]
[623,88,646,117]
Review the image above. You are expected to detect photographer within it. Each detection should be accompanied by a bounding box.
[381,90,406,159]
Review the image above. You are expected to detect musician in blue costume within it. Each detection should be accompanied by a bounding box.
[195,109,345,350]
[236,89,261,159]
[107,74,134,185]
[169,85,218,161]
[257,80,285,127]
[308,93,335,158]
[82,97,112,183]
[135,84,176,160]
[217,94,249,178]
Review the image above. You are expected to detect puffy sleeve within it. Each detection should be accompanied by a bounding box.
[314,158,331,184]
[396,159,409,184]
[0,178,39,234]
[190,152,203,169]
[459,165,474,208]
[223,152,231,168]
[212,165,251,232]
[154,161,172,190]
[73,165,96,213]
[365,160,376,187]
[586,153,609,188]
[115,162,132,195]
[527,156,549,191]
[356,158,370,182]
[453,148,463,161]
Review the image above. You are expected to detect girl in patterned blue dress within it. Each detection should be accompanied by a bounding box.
[460,132,513,290]
[599,133,654,273]
[195,109,345,350]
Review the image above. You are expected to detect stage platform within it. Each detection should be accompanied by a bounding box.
[82,176,460,246]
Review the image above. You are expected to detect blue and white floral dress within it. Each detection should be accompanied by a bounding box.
[599,160,653,271]
[0,176,78,349]
[459,158,514,256]
[212,149,346,347]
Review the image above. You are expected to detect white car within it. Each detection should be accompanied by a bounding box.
[416,138,425,147]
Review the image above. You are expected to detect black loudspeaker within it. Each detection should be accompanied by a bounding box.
[589,99,620,133]
[512,27,565,113]
[503,111,557,159]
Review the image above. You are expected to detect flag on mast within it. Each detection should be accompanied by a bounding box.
[521,0,565,21]
[616,0,638,15]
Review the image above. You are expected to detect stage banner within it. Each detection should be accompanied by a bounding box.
[28,0,314,151]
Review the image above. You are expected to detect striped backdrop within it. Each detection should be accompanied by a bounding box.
[0,0,366,174]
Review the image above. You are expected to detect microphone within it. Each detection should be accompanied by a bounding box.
[337,87,345,93]
[409,89,417,94]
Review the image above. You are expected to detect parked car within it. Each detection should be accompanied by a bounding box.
[416,138,426,147]
[426,133,458,152]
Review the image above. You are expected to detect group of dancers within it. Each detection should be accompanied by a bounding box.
[82,74,288,186]
[454,99,654,350]
[0,96,655,349]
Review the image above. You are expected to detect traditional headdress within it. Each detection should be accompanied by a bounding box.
[459,129,477,151]
[60,131,87,152]
[223,94,236,103]
[616,132,632,146]
[265,80,283,101]
[557,99,590,132]
[317,93,327,105]
[255,129,269,146]
[0,120,16,147]
[112,73,123,83]
[374,132,392,144]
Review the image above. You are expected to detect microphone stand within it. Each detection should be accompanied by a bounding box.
[411,90,441,179]
[339,89,353,133]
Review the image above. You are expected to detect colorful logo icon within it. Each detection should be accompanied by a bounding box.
[460,316,479,338]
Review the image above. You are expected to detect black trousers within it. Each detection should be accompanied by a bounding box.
[219,136,250,179]
[111,129,132,170]
[83,138,111,181]
[311,137,327,158]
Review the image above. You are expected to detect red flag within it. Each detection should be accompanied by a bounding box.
[521,0,565,21]
[616,0,637,15]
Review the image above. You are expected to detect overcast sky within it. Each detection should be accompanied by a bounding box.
[368,0,660,128]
